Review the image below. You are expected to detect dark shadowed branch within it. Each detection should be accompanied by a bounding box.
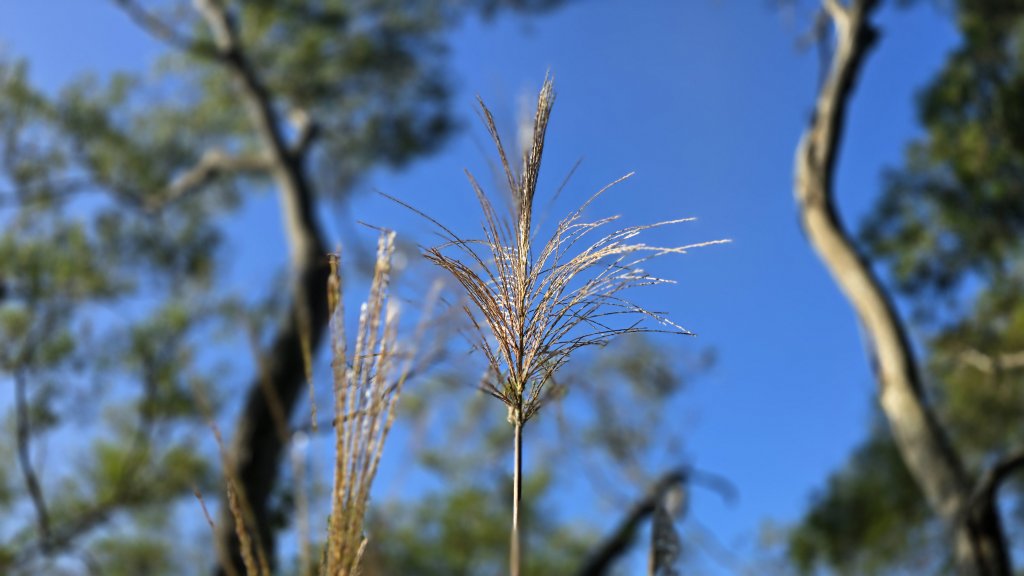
[190,1,329,572]
[968,449,1024,522]
[575,469,688,576]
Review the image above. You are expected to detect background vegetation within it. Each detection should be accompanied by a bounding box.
[1,1,1022,575]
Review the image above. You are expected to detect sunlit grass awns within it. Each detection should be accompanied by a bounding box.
[393,74,727,576]
[406,76,728,426]
[324,231,418,576]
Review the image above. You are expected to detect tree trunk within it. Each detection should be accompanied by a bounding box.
[193,3,330,573]
[793,1,1010,574]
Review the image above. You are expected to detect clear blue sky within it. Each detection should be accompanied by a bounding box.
[0,0,960,572]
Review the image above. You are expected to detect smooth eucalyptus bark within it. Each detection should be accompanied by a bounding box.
[794,1,1010,573]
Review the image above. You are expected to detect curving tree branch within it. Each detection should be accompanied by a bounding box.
[968,449,1024,523]
[794,1,1010,574]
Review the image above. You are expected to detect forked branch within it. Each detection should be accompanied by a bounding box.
[14,370,51,553]
[144,149,272,213]
[575,469,688,576]
[968,448,1024,521]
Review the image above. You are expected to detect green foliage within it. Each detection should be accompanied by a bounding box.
[234,0,453,170]
[861,2,1024,299]
[0,0,585,571]
[91,535,177,576]
[362,474,597,576]
[862,0,1024,465]
[788,424,934,575]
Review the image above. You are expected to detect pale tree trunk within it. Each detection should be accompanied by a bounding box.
[793,1,1010,574]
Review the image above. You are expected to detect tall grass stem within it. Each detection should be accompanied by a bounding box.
[512,419,523,576]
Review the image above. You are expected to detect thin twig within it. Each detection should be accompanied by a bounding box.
[14,370,51,552]
[194,488,240,576]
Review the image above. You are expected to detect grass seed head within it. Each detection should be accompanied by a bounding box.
[416,76,727,425]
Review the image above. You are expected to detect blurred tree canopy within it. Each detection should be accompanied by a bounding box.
[0,0,591,573]
[0,1,712,574]
[788,0,1024,572]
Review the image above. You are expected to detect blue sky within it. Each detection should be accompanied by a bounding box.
[0,0,961,572]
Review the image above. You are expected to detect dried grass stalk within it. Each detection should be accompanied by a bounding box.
[390,75,727,576]
[323,231,419,576]
[394,77,726,426]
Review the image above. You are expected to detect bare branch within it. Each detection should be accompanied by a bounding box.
[1,148,269,214]
[193,0,235,54]
[193,0,296,169]
[821,0,849,25]
[650,497,682,576]
[2,148,269,213]
[4,366,162,570]
[192,0,317,232]
[13,370,51,553]
[188,6,321,163]
[144,149,272,213]
[190,4,329,573]
[960,349,1024,375]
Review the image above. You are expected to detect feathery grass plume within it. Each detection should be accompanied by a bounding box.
[395,75,728,576]
[324,231,422,576]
